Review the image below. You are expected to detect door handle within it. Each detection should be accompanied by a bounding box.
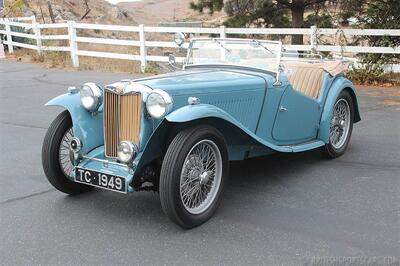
[279,106,288,112]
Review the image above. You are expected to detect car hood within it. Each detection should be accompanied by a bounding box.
[134,68,270,96]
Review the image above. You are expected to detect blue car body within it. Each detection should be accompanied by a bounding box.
[46,64,360,193]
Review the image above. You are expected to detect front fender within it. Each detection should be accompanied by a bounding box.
[166,104,235,123]
[165,104,292,153]
[318,76,361,143]
[45,93,104,154]
[135,104,291,173]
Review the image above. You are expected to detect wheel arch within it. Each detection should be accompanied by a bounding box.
[136,117,261,171]
[45,93,104,154]
[168,117,263,152]
[318,78,361,143]
[344,86,361,123]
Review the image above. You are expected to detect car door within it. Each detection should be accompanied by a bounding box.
[272,85,321,144]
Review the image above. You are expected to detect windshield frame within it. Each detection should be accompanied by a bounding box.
[184,38,283,74]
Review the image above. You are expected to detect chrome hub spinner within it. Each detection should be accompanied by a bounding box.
[199,171,211,185]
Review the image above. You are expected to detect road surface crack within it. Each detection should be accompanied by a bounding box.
[0,121,48,130]
[0,188,56,205]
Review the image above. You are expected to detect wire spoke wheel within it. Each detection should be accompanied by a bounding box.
[179,139,222,215]
[329,98,351,149]
[160,126,227,228]
[59,127,74,180]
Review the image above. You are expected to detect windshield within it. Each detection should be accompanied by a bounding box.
[186,39,282,72]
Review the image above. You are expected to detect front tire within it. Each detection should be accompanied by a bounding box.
[42,111,93,195]
[322,90,354,158]
[160,125,229,229]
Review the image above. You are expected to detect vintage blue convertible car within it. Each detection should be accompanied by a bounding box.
[42,38,360,228]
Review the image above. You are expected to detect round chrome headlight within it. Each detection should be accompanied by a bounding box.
[117,141,138,163]
[80,83,102,112]
[174,32,185,47]
[146,89,173,119]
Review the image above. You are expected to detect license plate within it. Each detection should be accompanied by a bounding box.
[75,168,127,193]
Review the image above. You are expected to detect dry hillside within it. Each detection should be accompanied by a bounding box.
[3,0,137,25]
[117,0,226,26]
[1,0,222,74]
[3,0,225,26]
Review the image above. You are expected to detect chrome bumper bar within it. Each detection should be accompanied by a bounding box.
[81,155,131,169]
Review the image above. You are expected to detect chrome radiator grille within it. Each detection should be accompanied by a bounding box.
[104,90,142,157]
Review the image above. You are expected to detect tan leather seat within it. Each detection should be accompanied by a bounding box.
[286,66,324,99]
[282,60,344,99]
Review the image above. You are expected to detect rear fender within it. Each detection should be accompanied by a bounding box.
[45,93,104,154]
[318,76,361,143]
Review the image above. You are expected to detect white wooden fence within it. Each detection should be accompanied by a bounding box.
[1,16,399,72]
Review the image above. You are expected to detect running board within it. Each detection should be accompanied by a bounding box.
[279,140,325,153]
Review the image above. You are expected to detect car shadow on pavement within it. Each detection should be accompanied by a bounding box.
[55,149,325,229]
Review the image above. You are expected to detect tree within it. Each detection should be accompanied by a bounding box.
[274,0,328,44]
[190,0,224,14]
[223,0,291,28]
[190,0,333,44]
[348,0,400,84]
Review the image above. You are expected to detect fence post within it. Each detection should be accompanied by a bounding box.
[67,21,79,67]
[139,24,147,73]
[310,25,318,53]
[34,21,42,55]
[220,25,226,38]
[4,18,14,53]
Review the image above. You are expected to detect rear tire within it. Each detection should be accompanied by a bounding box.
[322,90,354,158]
[160,125,228,229]
[42,111,93,195]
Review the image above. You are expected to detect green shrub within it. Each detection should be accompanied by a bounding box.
[348,0,400,85]
[145,62,159,74]
[347,60,400,85]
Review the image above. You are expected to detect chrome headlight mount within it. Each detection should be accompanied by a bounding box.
[80,82,103,112]
[69,137,82,165]
[146,89,173,119]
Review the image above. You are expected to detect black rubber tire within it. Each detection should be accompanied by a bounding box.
[321,90,354,158]
[159,125,229,229]
[42,110,93,195]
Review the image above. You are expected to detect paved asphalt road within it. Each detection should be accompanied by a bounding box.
[0,60,399,265]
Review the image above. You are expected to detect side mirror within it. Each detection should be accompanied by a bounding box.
[174,32,185,47]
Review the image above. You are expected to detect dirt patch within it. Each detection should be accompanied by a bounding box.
[382,100,400,106]
[357,86,400,97]
[357,85,400,107]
